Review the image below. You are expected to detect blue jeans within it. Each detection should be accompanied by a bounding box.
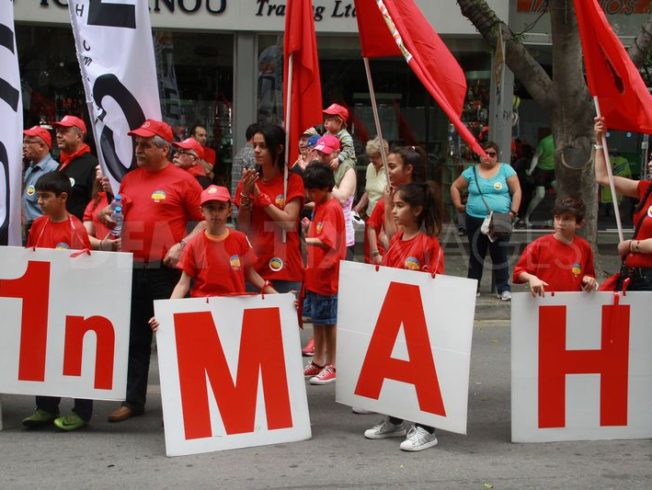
[465,214,511,294]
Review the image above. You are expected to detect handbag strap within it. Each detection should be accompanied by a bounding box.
[472,165,492,214]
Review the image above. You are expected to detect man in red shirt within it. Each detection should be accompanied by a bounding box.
[53,115,97,221]
[107,119,204,423]
[190,123,216,179]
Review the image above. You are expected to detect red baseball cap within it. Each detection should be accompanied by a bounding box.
[323,103,349,122]
[128,119,174,142]
[23,126,52,149]
[314,134,341,154]
[52,115,87,134]
[173,138,205,160]
[200,185,231,205]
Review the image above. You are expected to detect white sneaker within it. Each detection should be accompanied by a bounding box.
[497,290,512,301]
[364,418,408,439]
[352,407,375,415]
[399,425,438,452]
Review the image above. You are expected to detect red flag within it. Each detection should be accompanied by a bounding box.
[354,0,485,157]
[574,0,652,133]
[284,0,323,166]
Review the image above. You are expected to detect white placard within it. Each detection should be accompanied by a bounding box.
[336,261,476,435]
[0,246,132,400]
[512,292,652,442]
[68,0,162,193]
[0,3,23,246]
[155,293,311,457]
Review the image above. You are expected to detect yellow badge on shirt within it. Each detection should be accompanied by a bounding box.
[151,190,167,203]
[571,262,582,277]
[493,182,503,191]
[647,205,652,218]
[26,185,35,196]
[316,222,324,234]
[405,257,421,270]
[230,255,241,271]
[275,194,285,208]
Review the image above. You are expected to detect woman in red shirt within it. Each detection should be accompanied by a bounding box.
[235,125,305,293]
[595,117,652,291]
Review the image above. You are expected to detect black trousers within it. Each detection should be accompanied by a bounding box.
[123,264,180,412]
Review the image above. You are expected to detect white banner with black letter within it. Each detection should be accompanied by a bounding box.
[0,1,23,247]
[68,0,161,192]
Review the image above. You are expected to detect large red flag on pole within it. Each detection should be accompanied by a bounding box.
[574,0,652,133]
[283,0,323,167]
[354,0,485,157]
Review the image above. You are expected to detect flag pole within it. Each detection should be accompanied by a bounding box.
[282,53,294,244]
[363,57,389,176]
[594,96,624,242]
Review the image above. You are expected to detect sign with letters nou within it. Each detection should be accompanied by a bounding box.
[68,0,162,193]
[0,247,132,400]
[155,293,311,457]
[336,261,477,435]
[512,292,652,442]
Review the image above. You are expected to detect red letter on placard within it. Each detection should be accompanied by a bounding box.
[0,260,50,382]
[63,315,116,390]
[174,308,293,440]
[354,282,446,416]
[538,304,630,428]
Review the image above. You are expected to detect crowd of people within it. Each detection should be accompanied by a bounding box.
[15,106,652,450]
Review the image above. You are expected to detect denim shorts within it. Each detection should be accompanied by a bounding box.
[304,290,338,325]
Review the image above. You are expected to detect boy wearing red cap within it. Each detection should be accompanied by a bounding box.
[149,186,276,332]
[323,103,356,168]
[52,115,97,221]
[22,125,58,237]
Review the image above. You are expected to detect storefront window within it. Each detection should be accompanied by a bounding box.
[17,26,234,182]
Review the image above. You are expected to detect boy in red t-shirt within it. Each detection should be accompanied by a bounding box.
[302,163,346,385]
[149,186,276,330]
[22,171,93,432]
[513,196,598,296]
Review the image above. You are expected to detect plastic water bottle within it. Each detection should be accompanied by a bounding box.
[111,205,124,238]
[109,194,121,211]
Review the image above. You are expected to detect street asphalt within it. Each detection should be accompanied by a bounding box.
[0,234,649,489]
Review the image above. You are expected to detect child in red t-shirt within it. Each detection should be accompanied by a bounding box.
[302,162,346,385]
[513,196,598,296]
[22,171,92,432]
[363,181,444,452]
[149,186,277,330]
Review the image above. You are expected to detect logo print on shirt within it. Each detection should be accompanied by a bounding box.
[493,182,503,191]
[230,255,241,271]
[26,185,35,196]
[405,257,421,271]
[275,194,286,208]
[571,262,582,277]
[55,242,71,250]
[269,257,284,272]
[648,205,652,218]
[316,222,324,234]
[151,190,167,203]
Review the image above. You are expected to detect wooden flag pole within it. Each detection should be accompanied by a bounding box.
[594,96,624,242]
[363,57,389,177]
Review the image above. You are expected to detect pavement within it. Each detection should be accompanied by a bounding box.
[1,229,649,489]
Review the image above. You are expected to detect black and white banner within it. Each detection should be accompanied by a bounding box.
[0,1,23,247]
[68,0,162,193]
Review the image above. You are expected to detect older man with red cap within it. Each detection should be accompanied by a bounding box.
[22,125,59,238]
[172,137,211,188]
[52,115,97,220]
[107,119,205,423]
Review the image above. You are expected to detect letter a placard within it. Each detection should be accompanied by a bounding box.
[336,261,477,434]
[0,246,132,400]
[155,294,311,456]
[511,292,652,442]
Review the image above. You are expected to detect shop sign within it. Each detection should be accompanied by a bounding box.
[517,0,652,14]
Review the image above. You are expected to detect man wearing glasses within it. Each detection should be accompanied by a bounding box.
[22,125,59,241]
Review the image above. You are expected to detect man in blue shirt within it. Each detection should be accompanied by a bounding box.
[22,125,59,240]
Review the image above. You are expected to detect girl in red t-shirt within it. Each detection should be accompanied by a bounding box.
[364,181,445,452]
[235,125,305,294]
[367,146,427,265]
[149,186,277,331]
